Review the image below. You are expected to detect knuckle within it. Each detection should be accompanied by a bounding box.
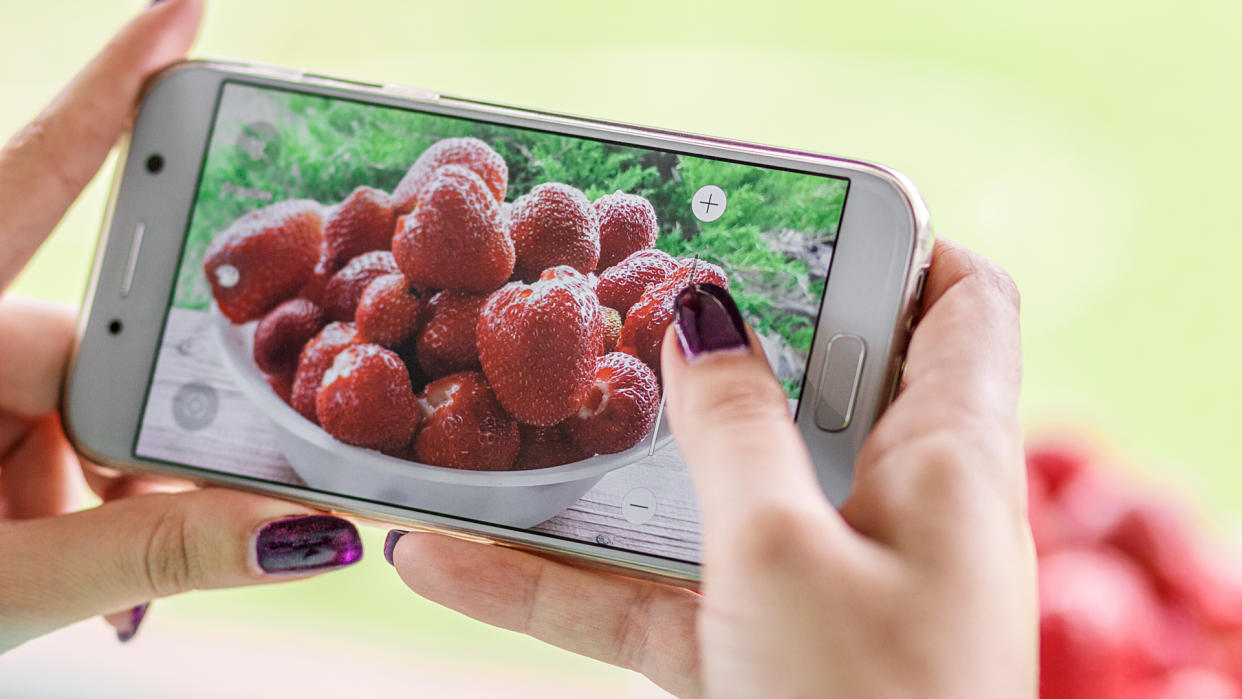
[734,502,827,571]
[140,501,201,598]
[2,117,90,197]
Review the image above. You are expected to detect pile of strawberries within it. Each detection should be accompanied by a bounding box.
[1029,436,1242,698]
[203,137,728,471]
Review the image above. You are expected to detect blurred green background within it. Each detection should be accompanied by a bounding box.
[2,0,1240,694]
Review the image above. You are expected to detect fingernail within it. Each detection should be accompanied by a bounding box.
[116,602,149,643]
[673,283,750,358]
[255,515,363,574]
[384,529,409,566]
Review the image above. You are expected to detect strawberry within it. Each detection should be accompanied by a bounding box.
[601,306,622,354]
[1103,500,1242,630]
[509,182,600,281]
[595,248,679,316]
[322,185,397,271]
[416,290,487,378]
[563,352,660,455]
[392,165,514,292]
[355,273,422,348]
[321,250,400,322]
[290,321,363,422]
[266,371,294,404]
[203,199,324,323]
[414,371,520,470]
[616,259,729,375]
[477,275,603,426]
[317,344,420,451]
[593,191,658,270]
[299,252,335,305]
[391,137,508,215]
[1128,668,1242,699]
[1038,548,1164,699]
[1027,437,1093,497]
[514,424,586,470]
[253,298,326,375]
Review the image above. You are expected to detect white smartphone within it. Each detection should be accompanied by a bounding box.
[64,60,932,586]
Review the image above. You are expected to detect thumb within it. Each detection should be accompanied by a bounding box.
[660,283,845,563]
[0,489,362,651]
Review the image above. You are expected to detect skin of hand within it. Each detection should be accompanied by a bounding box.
[0,0,362,652]
[389,239,1036,698]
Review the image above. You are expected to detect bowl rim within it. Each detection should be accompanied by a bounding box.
[211,305,674,487]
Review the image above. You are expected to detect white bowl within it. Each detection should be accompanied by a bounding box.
[212,308,672,527]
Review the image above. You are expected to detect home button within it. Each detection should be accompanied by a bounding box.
[814,334,866,432]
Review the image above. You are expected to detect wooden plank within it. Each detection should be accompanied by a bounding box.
[136,307,703,561]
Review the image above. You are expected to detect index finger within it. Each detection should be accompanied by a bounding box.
[0,0,203,291]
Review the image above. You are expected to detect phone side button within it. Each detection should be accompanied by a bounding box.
[814,334,866,432]
[120,221,146,298]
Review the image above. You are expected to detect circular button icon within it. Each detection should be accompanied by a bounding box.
[621,488,657,525]
[691,185,727,223]
[172,382,219,431]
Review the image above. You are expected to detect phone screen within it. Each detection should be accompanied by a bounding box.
[134,81,848,566]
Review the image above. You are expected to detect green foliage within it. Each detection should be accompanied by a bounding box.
[177,85,846,396]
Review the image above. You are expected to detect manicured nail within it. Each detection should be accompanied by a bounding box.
[255,515,363,574]
[384,529,410,566]
[116,602,149,643]
[673,283,750,358]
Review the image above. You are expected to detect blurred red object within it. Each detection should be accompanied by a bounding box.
[1026,435,1242,698]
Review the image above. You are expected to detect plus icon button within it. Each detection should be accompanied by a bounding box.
[692,185,727,223]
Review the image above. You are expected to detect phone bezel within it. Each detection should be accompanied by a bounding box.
[63,60,932,586]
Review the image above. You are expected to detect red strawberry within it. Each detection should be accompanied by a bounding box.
[291,322,363,422]
[664,257,729,288]
[593,191,658,270]
[1027,437,1093,497]
[539,264,594,288]
[563,352,660,455]
[317,344,419,451]
[266,371,294,404]
[355,273,422,348]
[204,199,324,322]
[321,250,400,322]
[1129,668,1242,699]
[253,298,326,375]
[391,137,508,215]
[414,371,519,470]
[477,275,603,426]
[1038,548,1164,699]
[1103,500,1242,630]
[509,182,600,281]
[514,424,586,470]
[392,165,513,292]
[416,290,487,378]
[617,259,729,375]
[601,306,622,354]
[595,249,679,315]
[323,185,397,270]
[299,253,335,305]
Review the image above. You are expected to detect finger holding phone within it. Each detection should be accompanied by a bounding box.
[389,240,1036,697]
[0,0,363,652]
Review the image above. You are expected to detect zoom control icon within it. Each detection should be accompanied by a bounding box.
[172,382,219,431]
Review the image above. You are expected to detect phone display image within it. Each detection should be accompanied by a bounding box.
[135,82,847,563]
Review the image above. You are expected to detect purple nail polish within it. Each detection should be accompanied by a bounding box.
[255,515,363,574]
[116,602,149,643]
[673,283,750,358]
[384,529,409,566]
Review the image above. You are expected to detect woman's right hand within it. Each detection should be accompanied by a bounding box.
[390,240,1036,698]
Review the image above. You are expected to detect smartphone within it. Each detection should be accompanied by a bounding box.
[64,59,932,586]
